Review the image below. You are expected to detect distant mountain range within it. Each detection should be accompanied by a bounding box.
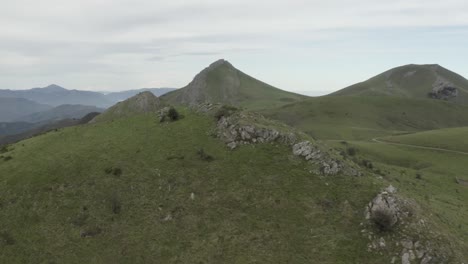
[104,88,176,102]
[0,85,176,108]
[0,85,175,124]
[0,97,52,122]
[15,104,104,123]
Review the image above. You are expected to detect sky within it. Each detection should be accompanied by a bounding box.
[1,0,468,95]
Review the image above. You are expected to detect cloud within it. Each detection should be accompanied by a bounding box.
[0,0,467,91]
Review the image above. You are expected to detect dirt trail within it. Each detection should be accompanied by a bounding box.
[371,138,468,156]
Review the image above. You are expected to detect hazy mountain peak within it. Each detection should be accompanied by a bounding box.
[41,84,67,92]
[208,59,232,68]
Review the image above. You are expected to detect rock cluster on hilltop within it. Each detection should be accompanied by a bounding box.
[215,109,358,176]
[362,186,451,264]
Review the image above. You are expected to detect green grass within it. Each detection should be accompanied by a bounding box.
[382,126,468,153]
[263,96,468,140]
[327,139,468,261]
[331,64,468,104]
[0,109,391,263]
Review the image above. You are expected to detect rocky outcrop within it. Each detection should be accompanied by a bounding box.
[217,115,296,149]
[216,112,358,176]
[428,75,459,100]
[365,185,400,230]
[363,186,451,264]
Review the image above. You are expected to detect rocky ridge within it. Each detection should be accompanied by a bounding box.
[201,103,359,176]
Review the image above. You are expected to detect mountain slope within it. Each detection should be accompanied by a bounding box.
[15,104,104,123]
[332,64,468,103]
[0,108,465,263]
[162,59,307,109]
[0,97,52,122]
[105,88,176,102]
[0,84,113,108]
[381,126,468,153]
[263,96,468,140]
[91,91,162,123]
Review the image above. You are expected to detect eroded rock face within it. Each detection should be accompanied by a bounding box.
[365,186,400,230]
[216,113,357,176]
[217,115,296,149]
[362,186,451,264]
[428,75,459,100]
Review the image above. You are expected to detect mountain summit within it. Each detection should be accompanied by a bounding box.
[332,64,468,103]
[162,59,306,109]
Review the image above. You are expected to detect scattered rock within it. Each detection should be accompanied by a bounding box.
[163,214,172,222]
[401,239,413,250]
[401,252,410,264]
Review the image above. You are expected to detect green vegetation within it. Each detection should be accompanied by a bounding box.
[0,109,390,263]
[382,126,468,153]
[331,64,468,104]
[328,139,468,259]
[263,96,468,140]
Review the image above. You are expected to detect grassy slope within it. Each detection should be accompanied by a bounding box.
[331,64,468,104]
[328,140,468,260]
[381,127,468,153]
[263,96,468,140]
[0,110,388,263]
[162,63,306,110]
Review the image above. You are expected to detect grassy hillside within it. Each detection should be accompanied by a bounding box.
[328,139,468,258]
[332,64,468,104]
[381,127,468,153]
[0,109,394,263]
[263,96,468,140]
[162,60,307,110]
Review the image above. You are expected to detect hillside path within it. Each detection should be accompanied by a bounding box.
[371,138,468,156]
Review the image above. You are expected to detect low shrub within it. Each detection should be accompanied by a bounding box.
[80,226,102,238]
[346,147,357,156]
[197,148,214,162]
[104,167,122,176]
[371,209,396,231]
[362,159,373,169]
[168,107,180,121]
[0,146,8,154]
[110,196,121,214]
[0,231,15,246]
[214,105,238,120]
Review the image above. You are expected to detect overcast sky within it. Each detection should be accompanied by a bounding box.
[1,0,468,94]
